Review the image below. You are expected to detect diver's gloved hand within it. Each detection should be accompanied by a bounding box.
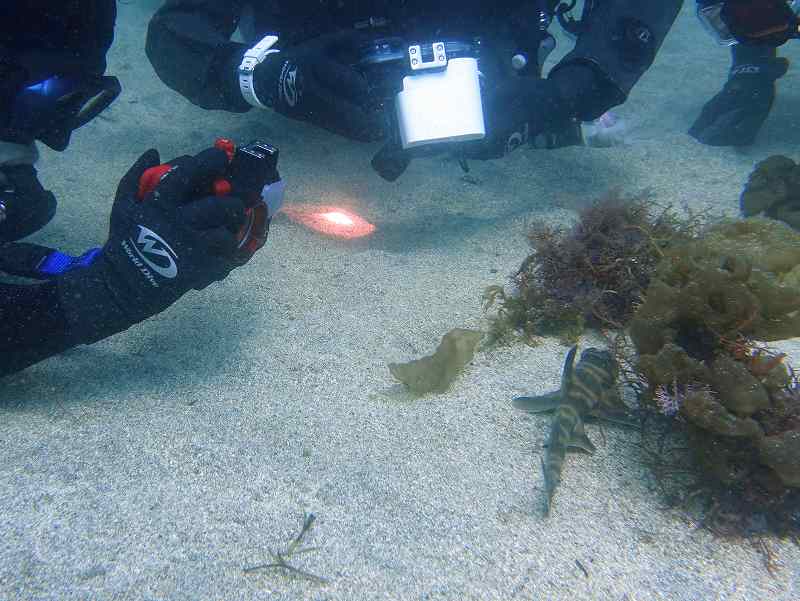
[462,76,549,160]
[465,65,600,160]
[56,147,250,344]
[0,164,57,242]
[689,58,789,146]
[254,31,384,142]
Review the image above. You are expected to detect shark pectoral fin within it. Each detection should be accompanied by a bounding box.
[567,421,596,454]
[512,391,562,413]
[590,409,638,428]
[568,430,597,454]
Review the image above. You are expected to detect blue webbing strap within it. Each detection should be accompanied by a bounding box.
[37,247,102,276]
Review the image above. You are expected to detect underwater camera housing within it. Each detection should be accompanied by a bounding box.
[395,43,485,148]
[221,140,284,256]
[355,37,486,150]
[137,139,284,257]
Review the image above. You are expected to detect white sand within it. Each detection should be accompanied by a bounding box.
[1,2,799,599]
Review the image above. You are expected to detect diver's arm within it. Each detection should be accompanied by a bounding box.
[548,0,684,120]
[0,281,72,377]
[0,146,259,379]
[146,0,252,111]
[1,266,166,378]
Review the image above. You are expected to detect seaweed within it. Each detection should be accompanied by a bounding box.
[388,328,484,396]
[629,218,800,538]
[635,376,800,547]
[481,171,800,540]
[243,513,329,584]
[484,190,694,344]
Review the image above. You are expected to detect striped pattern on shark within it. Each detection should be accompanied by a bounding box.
[513,345,625,516]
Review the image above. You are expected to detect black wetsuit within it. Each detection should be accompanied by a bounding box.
[1,2,116,378]
[0,279,69,377]
[147,0,685,119]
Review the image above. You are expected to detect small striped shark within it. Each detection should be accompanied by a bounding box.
[513,345,626,516]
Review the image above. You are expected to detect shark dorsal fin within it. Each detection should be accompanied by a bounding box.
[560,345,579,392]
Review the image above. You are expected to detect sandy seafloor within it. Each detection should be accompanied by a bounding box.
[2,2,800,599]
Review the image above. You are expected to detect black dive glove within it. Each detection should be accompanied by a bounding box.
[56,147,250,344]
[254,31,384,142]
[0,164,57,242]
[689,57,789,146]
[465,65,603,160]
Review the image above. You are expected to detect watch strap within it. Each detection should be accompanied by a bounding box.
[239,35,280,109]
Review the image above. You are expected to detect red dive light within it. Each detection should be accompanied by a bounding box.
[136,137,284,257]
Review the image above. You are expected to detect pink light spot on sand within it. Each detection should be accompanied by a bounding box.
[280,203,376,239]
[321,211,354,226]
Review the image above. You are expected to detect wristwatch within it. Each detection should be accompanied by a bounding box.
[238,35,280,109]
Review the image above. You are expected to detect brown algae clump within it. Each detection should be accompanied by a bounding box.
[631,218,800,535]
[630,218,800,354]
[484,190,690,344]
[704,216,800,280]
[389,328,483,396]
[740,155,800,231]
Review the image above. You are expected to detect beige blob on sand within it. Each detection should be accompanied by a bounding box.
[389,328,484,396]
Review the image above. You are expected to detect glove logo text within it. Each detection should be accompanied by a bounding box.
[121,225,179,286]
[731,65,762,76]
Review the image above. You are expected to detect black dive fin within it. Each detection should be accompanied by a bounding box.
[512,391,562,413]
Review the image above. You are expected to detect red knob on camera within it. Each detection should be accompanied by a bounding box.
[136,164,172,200]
